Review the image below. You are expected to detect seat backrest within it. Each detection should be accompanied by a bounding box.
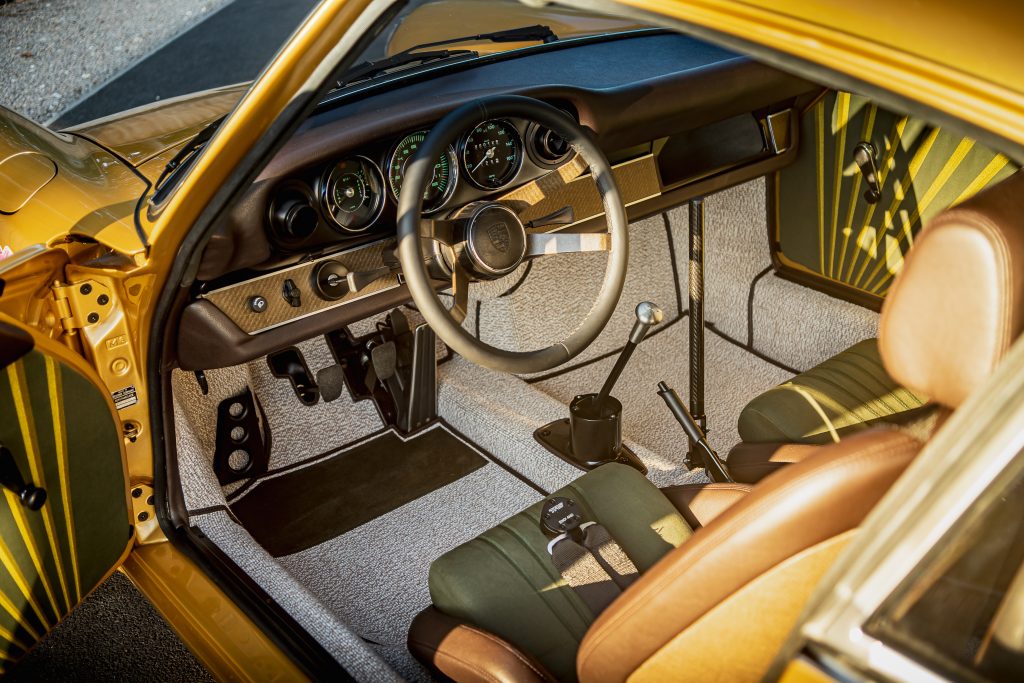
[880,170,1024,409]
[578,171,1024,682]
[576,428,921,682]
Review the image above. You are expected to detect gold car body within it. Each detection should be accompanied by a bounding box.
[0,0,1021,679]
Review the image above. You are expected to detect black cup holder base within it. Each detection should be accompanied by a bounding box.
[534,416,646,475]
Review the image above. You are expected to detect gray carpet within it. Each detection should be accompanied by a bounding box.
[274,449,542,678]
[199,423,542,681]
[699,179,878,371]
[468,212,686,371]
[193,509,401,683]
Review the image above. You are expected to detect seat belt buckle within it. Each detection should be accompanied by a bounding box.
[541,496,585,554]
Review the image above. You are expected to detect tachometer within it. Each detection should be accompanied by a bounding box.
[462,119,523,190]
[387,131,458,212]
[320,156,384,232]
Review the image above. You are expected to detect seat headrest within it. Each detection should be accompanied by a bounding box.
[880,171,1024,408]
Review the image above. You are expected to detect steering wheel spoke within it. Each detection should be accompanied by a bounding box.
[450,262,470,324]
[421,217,462,246]
[525,230,610,258]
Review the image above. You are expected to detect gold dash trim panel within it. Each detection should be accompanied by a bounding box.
[203,239,400,335]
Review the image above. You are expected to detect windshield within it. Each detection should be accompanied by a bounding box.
[338,0,647,84]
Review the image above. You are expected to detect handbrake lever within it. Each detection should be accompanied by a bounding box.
[657,381,733,483]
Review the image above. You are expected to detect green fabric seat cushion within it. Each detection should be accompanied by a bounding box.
[428,463,692,682]
[738,338,929,445]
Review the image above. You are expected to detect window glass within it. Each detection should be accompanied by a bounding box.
[865,454,1024,682]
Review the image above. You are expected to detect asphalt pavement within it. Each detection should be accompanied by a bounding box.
[0,0,233,122]
[53,0,321,127]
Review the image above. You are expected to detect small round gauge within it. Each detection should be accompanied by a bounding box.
[462,120,523,190]
[320,156,384,232]
[387,131,458,212]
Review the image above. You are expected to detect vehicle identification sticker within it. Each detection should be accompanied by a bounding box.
[112,386,138,410]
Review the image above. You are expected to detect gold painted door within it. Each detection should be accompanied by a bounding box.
[771,90,1018,308]
[0,318,132,672]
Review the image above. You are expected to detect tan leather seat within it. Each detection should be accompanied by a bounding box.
[408,171,1024,682]
[729,170,1024,483]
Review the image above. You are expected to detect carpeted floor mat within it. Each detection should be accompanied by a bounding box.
[231,424,492,557]
[274,451,543,679]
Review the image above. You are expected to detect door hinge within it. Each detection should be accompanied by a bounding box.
[51,280,113,332]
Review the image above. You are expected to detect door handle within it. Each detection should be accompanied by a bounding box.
[853,142,882,204]
[0,444,46,511]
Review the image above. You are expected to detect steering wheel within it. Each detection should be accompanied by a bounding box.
[396,95,628,374]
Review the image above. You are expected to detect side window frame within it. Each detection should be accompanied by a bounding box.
[770,334,1024,683]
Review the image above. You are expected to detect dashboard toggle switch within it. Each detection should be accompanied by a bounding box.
[282,278,302,307]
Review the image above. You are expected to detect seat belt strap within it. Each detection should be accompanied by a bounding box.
[540,496,639,616]
[548,534,622,617]
[580,522,639,589]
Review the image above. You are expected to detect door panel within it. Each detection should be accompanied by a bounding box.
[771,90,1018,307]
[0,320,131,671]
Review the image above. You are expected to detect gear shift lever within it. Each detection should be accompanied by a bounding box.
[534,302,663,474]
[595,302,664,415]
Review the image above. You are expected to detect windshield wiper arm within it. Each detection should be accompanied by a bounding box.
[405,24,558,52]
[154,115,226,191]
[335,24,558,89]
[337,48,478,88]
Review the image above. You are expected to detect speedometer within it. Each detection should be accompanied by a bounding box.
[461,120,523,190]
[320,156,384,232]
[387,131,458,212]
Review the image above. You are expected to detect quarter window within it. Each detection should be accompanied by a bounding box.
[866,454,1024,682]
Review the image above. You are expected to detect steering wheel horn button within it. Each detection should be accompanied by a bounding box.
[462,202,527,278]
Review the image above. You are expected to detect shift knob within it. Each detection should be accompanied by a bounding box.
[629,301,664,344]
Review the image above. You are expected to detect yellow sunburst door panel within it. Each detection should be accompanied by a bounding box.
[770,90,1018,308]
[0,318,132,672]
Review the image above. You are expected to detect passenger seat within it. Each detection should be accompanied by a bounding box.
[729,338,929,483]
[740,338,928,442]
[729,170,1024,483]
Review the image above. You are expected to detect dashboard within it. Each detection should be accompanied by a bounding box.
[267,117,573,253]
[177,31,821,371]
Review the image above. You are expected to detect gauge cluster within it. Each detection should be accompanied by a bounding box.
[266,116,573,252]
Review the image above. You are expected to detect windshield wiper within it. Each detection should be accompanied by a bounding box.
[403,24,558,52]
[153,115,226,194]
[336,24,558,89]
[337,48,479,89]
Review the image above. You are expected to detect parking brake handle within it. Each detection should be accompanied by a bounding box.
[657,382,733,483]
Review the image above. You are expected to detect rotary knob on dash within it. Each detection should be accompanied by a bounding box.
[311,260,350,301]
